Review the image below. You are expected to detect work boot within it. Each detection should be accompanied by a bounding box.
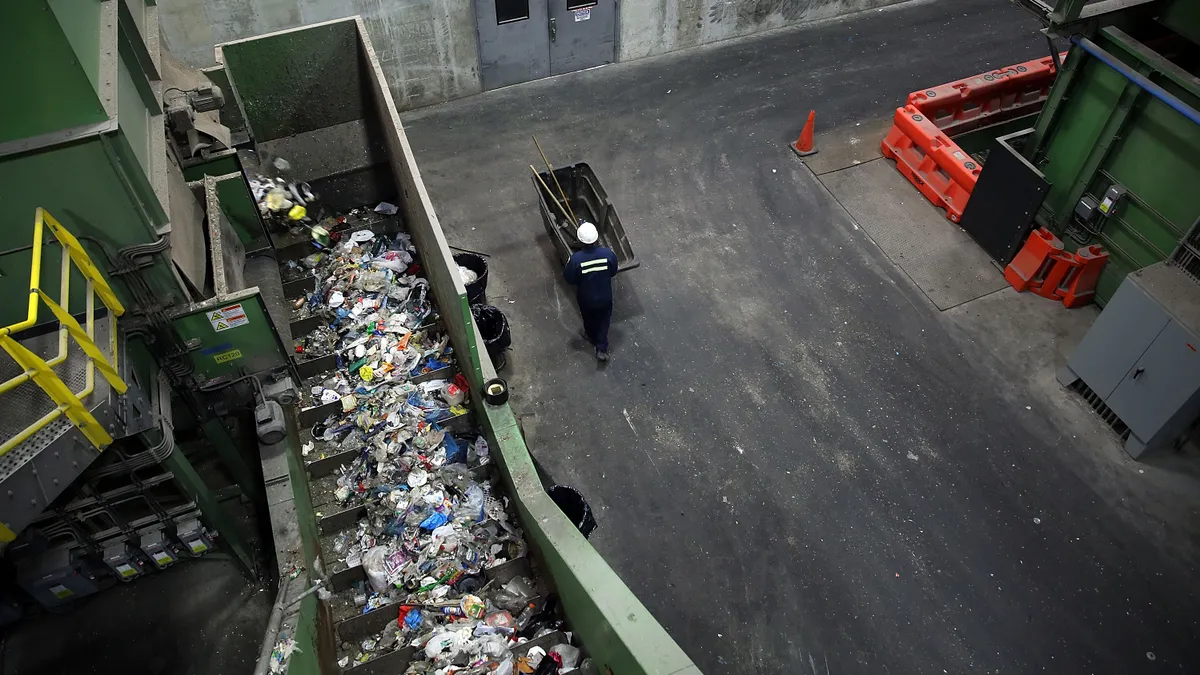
[595,348,609,362]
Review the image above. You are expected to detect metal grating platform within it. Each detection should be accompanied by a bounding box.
[0,314,117,536]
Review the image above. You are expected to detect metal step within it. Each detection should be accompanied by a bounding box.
[0,313,133,539]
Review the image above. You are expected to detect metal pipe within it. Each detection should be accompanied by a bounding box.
[1047,36,1062,73]
[1072,36,1200,127]
[252,575,297,675]
[283,578,326,609]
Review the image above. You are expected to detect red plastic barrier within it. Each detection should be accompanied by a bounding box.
[1059,245,1109,308]
[879,105,982,222]
[907,54,1066,137]
[1004,228,1065,293]
[1004,229,1109,307]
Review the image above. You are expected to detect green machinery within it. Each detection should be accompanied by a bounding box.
[0,0,293,587]
[0,3,701,673]
[1017,0,1200,304]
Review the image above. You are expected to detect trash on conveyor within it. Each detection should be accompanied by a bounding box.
[268,634,300,674]
[251,170,317,229]
[286,197,581,673]
[287,226,450,382]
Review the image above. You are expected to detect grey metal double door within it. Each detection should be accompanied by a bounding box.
[474,0,615,90]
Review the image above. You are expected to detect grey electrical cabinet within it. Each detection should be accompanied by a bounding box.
[1059,262,1200,458]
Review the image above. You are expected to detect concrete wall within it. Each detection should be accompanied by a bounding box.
[158,0,481,109]
[619,0,910,61]
[160,0,913,110]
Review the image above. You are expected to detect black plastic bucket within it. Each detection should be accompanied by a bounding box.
[454,253,489,305]
[547,485,596,538]
[471,304,511,356]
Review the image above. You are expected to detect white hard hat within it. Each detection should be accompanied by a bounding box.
[577,221,599,245]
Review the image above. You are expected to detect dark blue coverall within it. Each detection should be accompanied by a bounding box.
[564,245,618,352]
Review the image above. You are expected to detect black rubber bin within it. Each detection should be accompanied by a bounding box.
[471,304,511,368]
[547,485,596,538]
[454,252,488,305]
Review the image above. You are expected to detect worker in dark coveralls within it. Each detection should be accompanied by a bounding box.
[563,221,618,362]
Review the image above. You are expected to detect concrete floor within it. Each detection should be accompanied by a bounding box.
[403,1,1200,672]
[1,559,271,675]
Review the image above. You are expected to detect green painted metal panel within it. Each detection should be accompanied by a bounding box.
[0,137,179,327]
[285,594,325,675]
[171,290,292,382]
[218,21,367,143]
[1032,34,1200,305]
[120,0,145,38]
[117,41,151,174]
[0,0,107,143]
[216,174,269,247]
[1037,58,1126,221]
[161,430,258,576]
[182,154,240,181]
[1158,0,1200,53]
[47,0,102,95]
[282,411,322,569]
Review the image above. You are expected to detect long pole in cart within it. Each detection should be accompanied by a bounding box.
[532,136,579,227]
[529,165,576,225]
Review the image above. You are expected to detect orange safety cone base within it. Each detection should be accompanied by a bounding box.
[791,141,818,157]
[791,111,818,157]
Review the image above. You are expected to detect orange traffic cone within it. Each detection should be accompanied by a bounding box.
[791,110,817,157]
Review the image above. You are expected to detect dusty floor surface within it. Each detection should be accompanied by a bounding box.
[1,559,271,675]
[402,1,1200,672]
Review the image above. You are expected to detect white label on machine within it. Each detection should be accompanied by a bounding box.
[49,584,73,599]
[153,551,175,566]
[573,8,591,21]
[116,564,138,578]
[209,303,250,332]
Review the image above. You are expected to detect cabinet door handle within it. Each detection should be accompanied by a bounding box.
[1133,367,1145,380]
[549,17,556,42]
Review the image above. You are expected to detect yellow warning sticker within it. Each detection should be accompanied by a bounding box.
[209,303,250,332]
[214,349,243,364]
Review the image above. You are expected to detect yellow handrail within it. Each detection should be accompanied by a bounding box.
[0,208,127,454]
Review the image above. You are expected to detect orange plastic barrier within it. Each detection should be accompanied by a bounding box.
[1058,245,1109,308]
[907,54,1065,137]
[1004,229,1108,307]
[1004,228,1065,293]
[881,54,1065,222]
[879,105,982,222]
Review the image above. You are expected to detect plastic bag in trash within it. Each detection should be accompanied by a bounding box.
[550,643,581,671]
[491,576,536,612]
[403,607,422,630]
[461,483,486,523]
[420,511,449,530]
[362,546,392,594]
[422,629,464,659]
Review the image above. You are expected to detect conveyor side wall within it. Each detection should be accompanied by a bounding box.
[219,18,702,675]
